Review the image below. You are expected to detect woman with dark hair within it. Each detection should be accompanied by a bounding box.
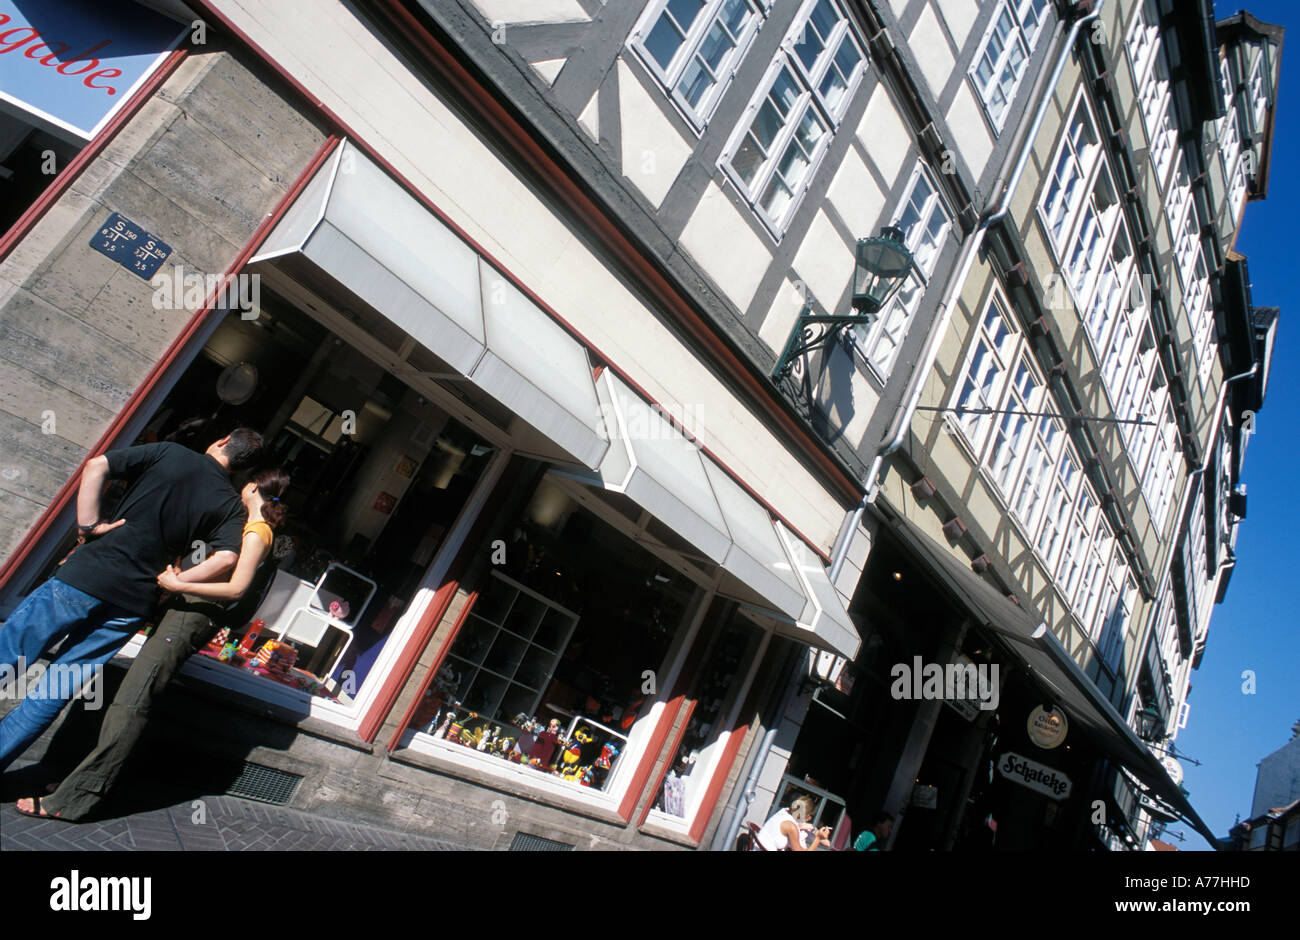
[156,467,290,602]
[17,468,290,821]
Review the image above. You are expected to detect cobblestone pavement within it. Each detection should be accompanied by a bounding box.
[0,762,467,852]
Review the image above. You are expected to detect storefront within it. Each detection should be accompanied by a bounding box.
[759,501,1220,851]
[4,126,863,846]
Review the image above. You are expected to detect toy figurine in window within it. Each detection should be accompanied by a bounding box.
[594,740,619,771]
[528,718,562,767]
[561,726,595,771]
[328,599,350,621]
[444,714,462,741]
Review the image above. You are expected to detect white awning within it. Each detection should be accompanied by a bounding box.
[248,141,608,469]
[553,371,859,658]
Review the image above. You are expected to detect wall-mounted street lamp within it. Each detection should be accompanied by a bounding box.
[1135,702,1166,742]
[772,226,915,380]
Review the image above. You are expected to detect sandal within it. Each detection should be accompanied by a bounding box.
[14,796,69,822]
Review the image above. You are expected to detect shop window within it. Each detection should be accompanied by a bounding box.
[407,476,701,795]
[0,111,82,233]
[114,293,500,706]
[650,600,763,824]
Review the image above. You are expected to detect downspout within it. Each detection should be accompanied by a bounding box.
[829,1,1105,582]
[712,643,804,851]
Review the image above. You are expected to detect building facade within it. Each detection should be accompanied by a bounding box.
[0,0,1282,850]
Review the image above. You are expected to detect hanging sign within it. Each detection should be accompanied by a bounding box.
[997,752,1073,800]
[0,0,188,141]
[1160,756,1184,787]
[1027,705,1068,749]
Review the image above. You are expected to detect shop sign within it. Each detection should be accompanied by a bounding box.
[1160,756,1184,787]
[997,752,1072,800]
[0,0,188,141]
[1027,705,1068,749]
[911,784,938,809]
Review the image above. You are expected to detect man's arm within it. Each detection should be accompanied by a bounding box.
[172,550,238,584]
[75,456,124,537]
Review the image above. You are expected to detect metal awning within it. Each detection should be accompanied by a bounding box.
[878,502,1220,848]
[550,371,860,659]
[248,141,608,469]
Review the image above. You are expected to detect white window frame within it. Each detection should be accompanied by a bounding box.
[1248,52,1268,133]
[968,0,1052,134]
[629,0,769,131]
[1039,94,1103,255]
[719,0,866,237]
[854,162,953,380]
[949,287,1136,633]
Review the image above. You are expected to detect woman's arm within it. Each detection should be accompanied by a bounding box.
[158,531,268,600]
[781,820,828,852]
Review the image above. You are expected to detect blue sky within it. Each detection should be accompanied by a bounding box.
[1160,0,1300,848]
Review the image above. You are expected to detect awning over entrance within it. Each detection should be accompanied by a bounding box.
[877,502,1219,847]
[551,371,860,659]
[248,141,608,470]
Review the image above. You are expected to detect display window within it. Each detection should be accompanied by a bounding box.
[401,475,706,798]
[83,290,505,723]
[645,599,766,833]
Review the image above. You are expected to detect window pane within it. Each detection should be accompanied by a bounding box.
[771,69,800,116]
[667,0,706,32]
[645,16,687,69]
[678,59,713,107]
[721,0,750,34]
[700,21,736,70]
[761,174,794,219]
[731,132,765,184]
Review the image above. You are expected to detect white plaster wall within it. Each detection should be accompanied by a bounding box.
[826,148,887,240]
[792,209,852,313]
[857,84,911,184]
[934,0,980,49]
[945,82,993,176]
[758,278,807,356]
[679,180,773,311]
[616,58,692,209]
[908,5,957,99]
[209,0,847,551]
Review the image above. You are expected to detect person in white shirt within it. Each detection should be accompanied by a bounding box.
[755,795,832,851]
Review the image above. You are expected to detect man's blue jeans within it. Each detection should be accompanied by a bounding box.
[0,579,142,771]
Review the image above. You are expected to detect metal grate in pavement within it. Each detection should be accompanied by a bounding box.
[509,832,574,852]
[223,761,302,805]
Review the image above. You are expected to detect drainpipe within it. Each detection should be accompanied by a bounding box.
[712,643,804,851]
[829,1,1106,586]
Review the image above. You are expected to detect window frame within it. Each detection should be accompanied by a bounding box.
[629,0,770,132]
[718,0,867,238]
[948,287,1137,635]
[967,0,1052,134]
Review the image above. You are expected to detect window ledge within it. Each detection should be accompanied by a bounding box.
[391,730,631,825]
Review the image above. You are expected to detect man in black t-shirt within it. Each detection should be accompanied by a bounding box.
[0,430,262,771]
